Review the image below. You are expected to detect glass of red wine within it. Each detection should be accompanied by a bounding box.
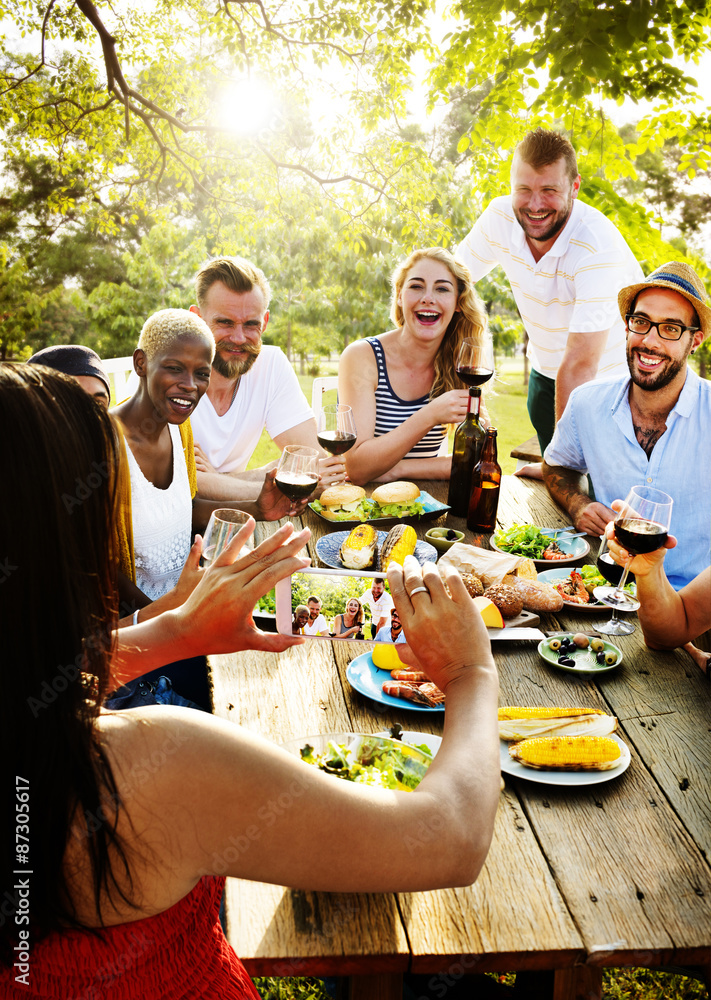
[317,403,356,483]
[456,338,495,388]
[593,534,637,636]
[274,445,320,503]
[594,485,673,632]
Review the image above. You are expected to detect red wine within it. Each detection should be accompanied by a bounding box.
[596,552,635,587]
[457,365,494,387]
[317,431,357,455]
[614,518,668,555]
[275,472,319,501]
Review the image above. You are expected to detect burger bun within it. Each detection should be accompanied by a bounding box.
[371,481,420,506]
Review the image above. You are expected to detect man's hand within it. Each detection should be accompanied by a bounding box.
[570,500,616,536]
[255,468,314,521]
[194,442,218,475]
[542,462,613,536]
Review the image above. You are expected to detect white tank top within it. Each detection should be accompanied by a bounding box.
[124,423,193,601]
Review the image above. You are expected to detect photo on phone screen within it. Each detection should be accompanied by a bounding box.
[275,568,405,645]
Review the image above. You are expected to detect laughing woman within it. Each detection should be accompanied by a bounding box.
[339,247,488,485]
[112,310,215,603]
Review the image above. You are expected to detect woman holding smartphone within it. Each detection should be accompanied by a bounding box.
[0,365,500,999]
[333,597,365,638]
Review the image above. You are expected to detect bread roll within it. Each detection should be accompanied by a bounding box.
[320,483,365,507]
[371,481,420,505]
[484,584,524,619]
[504,577,564,612]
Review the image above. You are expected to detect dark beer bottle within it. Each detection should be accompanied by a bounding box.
[467,427,501,533]
[447,388,486,518]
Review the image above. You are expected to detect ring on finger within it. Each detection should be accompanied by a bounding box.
[408,586,429,598]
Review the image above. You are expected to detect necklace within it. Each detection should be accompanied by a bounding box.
[229,376,241,409]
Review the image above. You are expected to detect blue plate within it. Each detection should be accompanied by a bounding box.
[346,651,445,713]
[316,530,437,570]
[309,491,450,527]
[490,528,590,568]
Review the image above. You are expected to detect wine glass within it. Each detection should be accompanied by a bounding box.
[456,338,495,388]
[593,534,637,636]
[202,508,253,567]
[317,404,357,484]
[594,485,673,632]
[274,445,320,502]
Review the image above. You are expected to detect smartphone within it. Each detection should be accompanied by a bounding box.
[275,567,403,644]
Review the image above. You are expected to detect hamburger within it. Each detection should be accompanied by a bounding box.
[370,481,424,518]
[313,483,372,521]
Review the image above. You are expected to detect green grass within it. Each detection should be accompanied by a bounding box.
[246,359,536,475]
[253,968,707,1000]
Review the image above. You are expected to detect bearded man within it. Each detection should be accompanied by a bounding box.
[189,256,344,498]
[542,261,711,592]
[457,127,643,464]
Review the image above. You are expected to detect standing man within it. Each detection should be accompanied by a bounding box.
[302,597,329,636]
[359,578,395,634]
[188,256,344,498]
[542,261,711,592]
[457,128,643,465]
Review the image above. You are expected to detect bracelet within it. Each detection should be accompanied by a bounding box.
[132,609,140,626]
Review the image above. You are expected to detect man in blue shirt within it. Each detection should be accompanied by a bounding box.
[374,607,407,644]
[542,261,710,591]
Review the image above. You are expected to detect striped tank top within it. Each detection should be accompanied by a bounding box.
[367,337,446,459]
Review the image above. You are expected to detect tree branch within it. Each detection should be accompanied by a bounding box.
[0,0,57,96]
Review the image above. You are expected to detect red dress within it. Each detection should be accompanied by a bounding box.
[0,876,260,999]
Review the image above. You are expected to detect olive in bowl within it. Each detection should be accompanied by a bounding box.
[425,527,465,553]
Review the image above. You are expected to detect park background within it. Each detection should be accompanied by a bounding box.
[1,0,709,996]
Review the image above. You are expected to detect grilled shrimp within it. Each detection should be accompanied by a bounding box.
[554,570,589,604]
[382,681,443,707]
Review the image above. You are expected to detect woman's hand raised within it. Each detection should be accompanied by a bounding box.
[387,555,495,691]
[178,520,311,656]
[425,389,472,427]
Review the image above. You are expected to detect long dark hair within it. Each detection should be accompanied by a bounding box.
[0,364,131,962]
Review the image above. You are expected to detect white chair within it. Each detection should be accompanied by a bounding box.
[102,356,134,403]
[310,376,339,416]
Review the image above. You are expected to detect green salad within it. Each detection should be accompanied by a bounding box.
[309,498,425,521]
[300,735,432,790]
[493,523,556,559]
[579,564,636,596]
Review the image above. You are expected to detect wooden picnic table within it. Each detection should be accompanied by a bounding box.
[209,476,711,1000]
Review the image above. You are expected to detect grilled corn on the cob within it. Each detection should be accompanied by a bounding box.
[380,524,417,571]
[498,706,617,742]
[339,524,379,570]
[509,735,622,771]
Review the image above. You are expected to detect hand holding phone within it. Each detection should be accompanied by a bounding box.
[386,555,496,693]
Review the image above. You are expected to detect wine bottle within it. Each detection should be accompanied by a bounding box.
[447,388,486,517]
[467,427,502,532]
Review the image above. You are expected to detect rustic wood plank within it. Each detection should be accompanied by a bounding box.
[511,435,543,463]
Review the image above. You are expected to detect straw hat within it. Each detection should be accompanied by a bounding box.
[618,262,711,340]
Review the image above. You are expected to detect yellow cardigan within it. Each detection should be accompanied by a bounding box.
[113,418,198,583]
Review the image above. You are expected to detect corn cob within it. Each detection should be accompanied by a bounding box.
[509,735,622,771]
[499,707,605,720]
[380,524,417,571]
[339,524,379,570]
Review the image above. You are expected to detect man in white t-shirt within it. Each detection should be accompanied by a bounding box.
[457,128,643,472]
[302,596,329,636]
[188,256,344,499]
[359,578,394,634]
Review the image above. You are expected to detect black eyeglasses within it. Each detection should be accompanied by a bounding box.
[625,313,699,342]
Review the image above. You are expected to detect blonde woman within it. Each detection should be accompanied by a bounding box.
[339,247,488,485]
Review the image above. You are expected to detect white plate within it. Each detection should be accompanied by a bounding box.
[537,567,636,613]
[490,529,590,568]
[500,733,631,785]
[316,530,437,570]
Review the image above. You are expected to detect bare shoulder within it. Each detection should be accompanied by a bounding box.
[339,338,378,386]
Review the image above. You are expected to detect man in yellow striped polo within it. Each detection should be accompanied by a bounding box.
[457,127,643,467]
